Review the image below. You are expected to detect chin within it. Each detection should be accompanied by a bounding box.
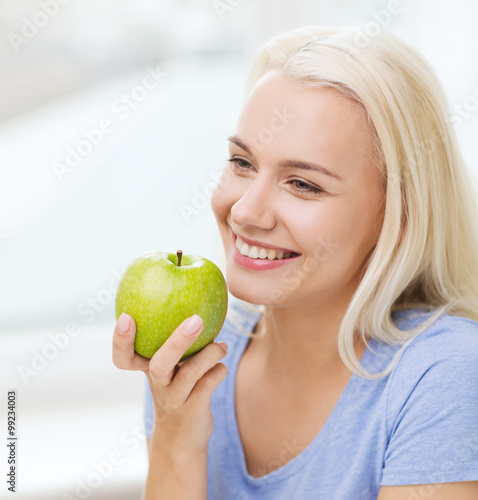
[226,275,292,308]
[226,278,264,306]
[223,251,295,307]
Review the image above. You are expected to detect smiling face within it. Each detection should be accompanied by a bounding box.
[211,69,386,309]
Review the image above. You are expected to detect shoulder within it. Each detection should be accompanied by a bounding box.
[381,310,478,484]
[386,309,478,424]
[390,310,478,379]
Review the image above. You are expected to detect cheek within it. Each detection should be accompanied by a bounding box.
[326,196,383,261]
[210,171,234,220]
[294,202,363,265]
[211,169,250,220]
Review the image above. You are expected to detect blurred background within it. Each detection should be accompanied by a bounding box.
[1,0,477,498]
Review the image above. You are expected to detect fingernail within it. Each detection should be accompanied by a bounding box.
[217,341,228,353]
[183,314,203,336]
[117,313,130,334]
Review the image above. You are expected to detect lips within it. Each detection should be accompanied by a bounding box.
[231,232,301,270]
[232,230,301,256]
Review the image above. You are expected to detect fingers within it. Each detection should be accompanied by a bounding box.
[186,362,228,411]
[112,313,150,372]
[148,314,205,386]
[166,341,228,406]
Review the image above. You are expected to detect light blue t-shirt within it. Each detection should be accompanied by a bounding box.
[144,298,478,499]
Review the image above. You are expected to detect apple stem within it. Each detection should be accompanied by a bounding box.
[177,250,183,267]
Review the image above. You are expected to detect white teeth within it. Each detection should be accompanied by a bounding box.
[239,242,250,256]
[258,248,268,259]
[235,237,242,251]
[249,246,259,258]
[235,235,296,260]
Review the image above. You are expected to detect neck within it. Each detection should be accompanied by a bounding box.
[247,297,368,393]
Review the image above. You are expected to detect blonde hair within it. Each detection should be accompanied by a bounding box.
[237,25,478,379]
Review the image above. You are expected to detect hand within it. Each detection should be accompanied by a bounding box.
[112,313,228,452]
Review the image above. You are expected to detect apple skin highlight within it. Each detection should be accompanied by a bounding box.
[115,251,228,361]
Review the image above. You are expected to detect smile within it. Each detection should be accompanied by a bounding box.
[235,234,299,260]
[231,233,301,271]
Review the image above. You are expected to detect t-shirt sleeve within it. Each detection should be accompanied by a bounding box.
[381,317,478,485]
[144,374,154,440]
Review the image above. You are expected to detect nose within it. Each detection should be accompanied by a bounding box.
[230,176,276,230]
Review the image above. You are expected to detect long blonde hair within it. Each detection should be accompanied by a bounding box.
[238,25,478,379]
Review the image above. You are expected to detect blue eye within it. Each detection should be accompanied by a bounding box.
[226,157,324,195]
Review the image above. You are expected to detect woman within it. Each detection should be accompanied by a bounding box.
[113,26,478,499]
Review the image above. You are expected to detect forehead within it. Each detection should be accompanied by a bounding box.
[233,70,378,180]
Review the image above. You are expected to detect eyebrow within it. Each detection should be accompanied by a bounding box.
[227,135,343,181]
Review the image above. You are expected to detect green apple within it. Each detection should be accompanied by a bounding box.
[115,250,228,361]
